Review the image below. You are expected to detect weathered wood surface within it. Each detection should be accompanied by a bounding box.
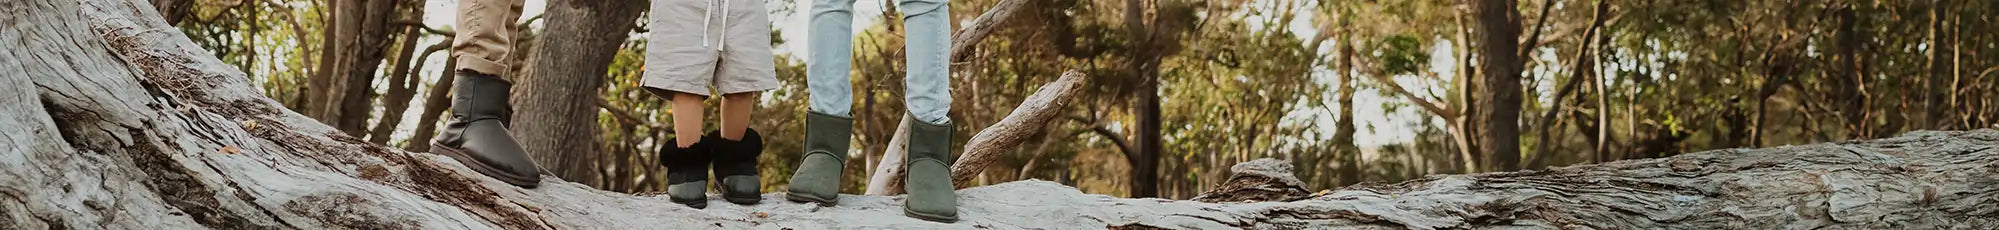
[1190,158,1313,203]
[5,0,1999,229]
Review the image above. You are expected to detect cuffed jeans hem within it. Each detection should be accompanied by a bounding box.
[455,56,510,79]
[912,110,949,124]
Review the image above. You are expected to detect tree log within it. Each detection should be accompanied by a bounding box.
[6,0,1999,229]
[863,118,912,195]
[947,71,1088,186]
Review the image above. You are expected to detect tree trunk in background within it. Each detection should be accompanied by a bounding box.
[1122,0,1161,198]
[407,58,457,152]
[1131,76,1162,198]
[1832,7,1872,139]
[368,9,437,144]
[1926,0,1952,129]
[304,0,397,137]
[1471,0,1525,172]
[512,0,648,186]
[1450,11,1482,173]
[370,42,449,145]
[149,0,191,24]
[1526,0,1608,169]
[1332,32,1362,186]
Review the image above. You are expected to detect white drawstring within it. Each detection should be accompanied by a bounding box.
[700,0,730,52]
[717,0,728,52]
[700,0,712,48]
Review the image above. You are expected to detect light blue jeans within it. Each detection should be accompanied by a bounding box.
[808,0,952,124]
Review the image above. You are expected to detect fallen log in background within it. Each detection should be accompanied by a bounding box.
[870,71,1086,195]
[6,0,1999,229]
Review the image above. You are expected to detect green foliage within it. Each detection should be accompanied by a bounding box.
[1373,34,1428,76]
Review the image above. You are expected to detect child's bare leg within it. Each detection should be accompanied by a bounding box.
[655,89,714,208]
[719,92,757,140]
[671,92,706,147]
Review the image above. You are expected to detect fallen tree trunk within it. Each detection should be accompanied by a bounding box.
[6,0,1999,229]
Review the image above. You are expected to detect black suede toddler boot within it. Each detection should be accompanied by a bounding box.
[661,138,714,208]
[709,130,764,205]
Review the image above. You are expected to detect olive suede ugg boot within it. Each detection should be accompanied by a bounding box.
[903,116,958,223]
[661,138,715,209]
[709,130,764,205]
[784,112,853,206]
[430,71,541,188]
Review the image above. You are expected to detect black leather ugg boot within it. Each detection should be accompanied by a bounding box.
[430,71,541,188]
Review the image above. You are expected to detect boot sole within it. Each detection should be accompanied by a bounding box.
[785,193,838,207]
[672,198,708,209]
[904,208,959,223]
[717,177,761,205]
[431,143,540,188]
[724,195,761,205]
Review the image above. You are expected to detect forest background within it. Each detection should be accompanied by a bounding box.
[161,0,1999,198]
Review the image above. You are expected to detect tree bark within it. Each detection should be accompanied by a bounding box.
[1471,0,1525,172]
[510,0,648,188]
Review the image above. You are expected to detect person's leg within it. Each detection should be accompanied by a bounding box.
[719,93,755,139]
[650,89,718,209]
[653,87,716,209]
[705,0,783,205]
[786,0,860,206]
[898,0,956,222]
[452,0,524,78]
[712,92,763,204]
[644,0,729,208]
[671,93,707,147]
[807,0,857,117]
[901,0,951,124]
[432,0,539,188]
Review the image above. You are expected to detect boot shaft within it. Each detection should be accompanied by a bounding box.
[659,137,714,184]
[451,71,513,123]
[804,111,855,161]
[906,116,953,164]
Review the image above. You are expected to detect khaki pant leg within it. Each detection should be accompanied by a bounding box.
[452,0,527,78]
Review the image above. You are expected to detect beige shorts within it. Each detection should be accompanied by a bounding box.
[644,0,780,96]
